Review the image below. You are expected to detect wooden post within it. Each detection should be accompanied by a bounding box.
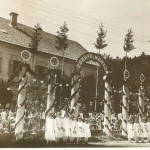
[122,81,129,137]
[15,65,28,141]
[103,73,112,137]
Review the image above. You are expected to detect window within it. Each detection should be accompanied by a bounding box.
[9,60,23,74]
[35,65,48,76]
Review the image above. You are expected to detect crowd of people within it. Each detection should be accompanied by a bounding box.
[0,105,150,144]
[127,115,150,143]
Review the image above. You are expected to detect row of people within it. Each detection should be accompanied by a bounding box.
[127,116,150,143]
[45,112,91,144]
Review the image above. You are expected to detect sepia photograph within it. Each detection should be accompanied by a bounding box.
[0,0,150,148]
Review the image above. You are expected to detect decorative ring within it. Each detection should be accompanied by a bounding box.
[140,74,145,83]
[50,56,59,67]
[21,50,31,62]
[124,70,130,79]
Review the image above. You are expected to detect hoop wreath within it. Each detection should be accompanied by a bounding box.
[140,74,145,83]
[21,50,31,62]
[124,70,130,80]
[50,56,59,67]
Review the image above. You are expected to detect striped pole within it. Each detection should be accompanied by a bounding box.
[139,74,145,123]
[45,73,57,118]
[15,65,28,141]
[70,73,81,119]
[121,80,130,137]
[103,73,112,137]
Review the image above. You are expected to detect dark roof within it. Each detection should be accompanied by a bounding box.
[0,17,88,61]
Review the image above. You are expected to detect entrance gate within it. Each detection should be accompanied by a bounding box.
[70,52,113,137]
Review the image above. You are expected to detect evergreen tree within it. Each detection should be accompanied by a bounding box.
[29,23,42,70]
[123,29,135,57]
[29,23,42,54]
[94,23,108,54]
[55,22,69,78]
[123,29,135,73]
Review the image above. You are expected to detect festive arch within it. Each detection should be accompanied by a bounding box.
[73,52,108,73]
[70,52,113,137]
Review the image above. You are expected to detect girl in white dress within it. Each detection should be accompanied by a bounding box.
[140,117,148,143]
[146,118,150,142]
[45,113,55,144]
[55,112,63,143]
[133,117,140,143]
[76,117,84,144]
[62,113,70,144]
[70,116,77,144]
[127,116,134,142]
[84,119,91,143]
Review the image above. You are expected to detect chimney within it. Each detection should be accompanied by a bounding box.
[9,12,18,27]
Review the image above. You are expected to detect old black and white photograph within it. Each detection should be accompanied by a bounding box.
[0,0,150,148]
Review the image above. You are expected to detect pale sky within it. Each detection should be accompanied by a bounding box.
[0,0,150,58]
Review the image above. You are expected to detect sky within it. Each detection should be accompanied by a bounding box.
[0,0,150,58]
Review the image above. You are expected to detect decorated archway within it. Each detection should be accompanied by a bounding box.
[70,52,113,137]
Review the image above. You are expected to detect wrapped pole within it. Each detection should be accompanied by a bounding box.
[45,73,57,118]
[15,65,28,141]
[138,74,145,123]
[103,72,112,137]
[70,73,81,119]
[121,70,130,137]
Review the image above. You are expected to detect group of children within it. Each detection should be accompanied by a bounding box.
[45,112,91,144]
[127,116,150,143]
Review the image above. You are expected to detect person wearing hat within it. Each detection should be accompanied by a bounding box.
[140,117,148,143]
[127,115,134,142]
[55,111,63,144]
[62,113,71,144]
[146,117,150,142]
[45,113,55,144]
[133,117,140,143]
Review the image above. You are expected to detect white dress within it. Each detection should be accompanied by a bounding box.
[127,123,133,139]
[133,123,140,137]
[84,122,91,138]
[76,121,84,138]
[45,118,55,141]
[140,122,148,138]
[146,122,150,138]
[55,117,63,138]
[70,119,77,138]
[62,117,70,137]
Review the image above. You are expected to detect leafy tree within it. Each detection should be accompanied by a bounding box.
[55,22,69,78]
[94,23,108,54]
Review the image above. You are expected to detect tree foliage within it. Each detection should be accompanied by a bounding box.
[94,23,108,52]
[55,21,69,51]
[123,29,135,53]
[29,23,42,54]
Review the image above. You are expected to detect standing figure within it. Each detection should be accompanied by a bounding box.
[55,112,63,144]
[146,118,150,142]
[140,117,148,143]
[62,113,70,144]
[76,117,84,144]
[127,115,134,142]
[84,119,91,143]
[45,113,55,144]
[70,116,77,144]
[133,117,140,143]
